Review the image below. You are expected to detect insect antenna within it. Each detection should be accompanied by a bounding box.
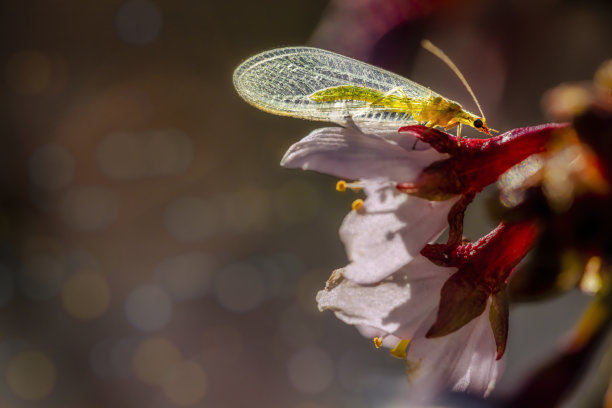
[421,40,486,121]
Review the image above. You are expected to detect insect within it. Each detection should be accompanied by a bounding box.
[233,40,494,138]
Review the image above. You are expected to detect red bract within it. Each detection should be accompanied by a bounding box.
[398,123,568,251]
[422,220,540,359]
[398,123,569,200]
[393,124,573,360]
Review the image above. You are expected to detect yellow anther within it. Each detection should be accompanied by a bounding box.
[351,199,364,211]
[390,339,410,359]
[373,337,383,348]
[336,180,347,192]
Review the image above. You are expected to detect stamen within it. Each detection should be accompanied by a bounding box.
[390,339,410,359]
[373,337,383,348]
[336,180,363,192]
[351,199,364,211]
[347,182,363,191]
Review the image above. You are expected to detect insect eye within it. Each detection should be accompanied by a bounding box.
[473,119,483,128]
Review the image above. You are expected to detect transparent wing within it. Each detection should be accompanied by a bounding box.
[233,47,442,129]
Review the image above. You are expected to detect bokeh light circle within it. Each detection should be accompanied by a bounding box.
[7,350,56,400]
[60,270,111,320]
[124,283,173,331]
[161,360,208,406]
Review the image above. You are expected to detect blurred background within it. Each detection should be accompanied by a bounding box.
[1,0,611,407]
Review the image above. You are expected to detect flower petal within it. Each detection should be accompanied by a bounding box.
[316,256,455,338]
[406,303,501,400]
[341,182,459,283]
[280,127,446,181]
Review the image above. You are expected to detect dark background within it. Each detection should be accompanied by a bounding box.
[1,0,611,407]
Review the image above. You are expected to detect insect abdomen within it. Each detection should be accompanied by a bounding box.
[310,85,387,103]
[310,85,420,112]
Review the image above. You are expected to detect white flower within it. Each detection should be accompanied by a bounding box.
[316,256,501,399]
[281,126,459,283]
[283,125,503,400]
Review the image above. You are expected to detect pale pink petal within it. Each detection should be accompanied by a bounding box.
[316,256,455,338]
[406,303,501,400]
[341,182,459,284]
[280,127,445,182]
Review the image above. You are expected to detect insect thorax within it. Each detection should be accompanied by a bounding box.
[413,96,466,127]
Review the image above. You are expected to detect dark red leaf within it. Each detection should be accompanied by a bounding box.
[426,271,488,338]
[489,286,509,360]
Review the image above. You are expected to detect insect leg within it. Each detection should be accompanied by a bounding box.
[368,86,403,106]
[344,115,362,131]
[340,99,355,125]
[390,87,410,101]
